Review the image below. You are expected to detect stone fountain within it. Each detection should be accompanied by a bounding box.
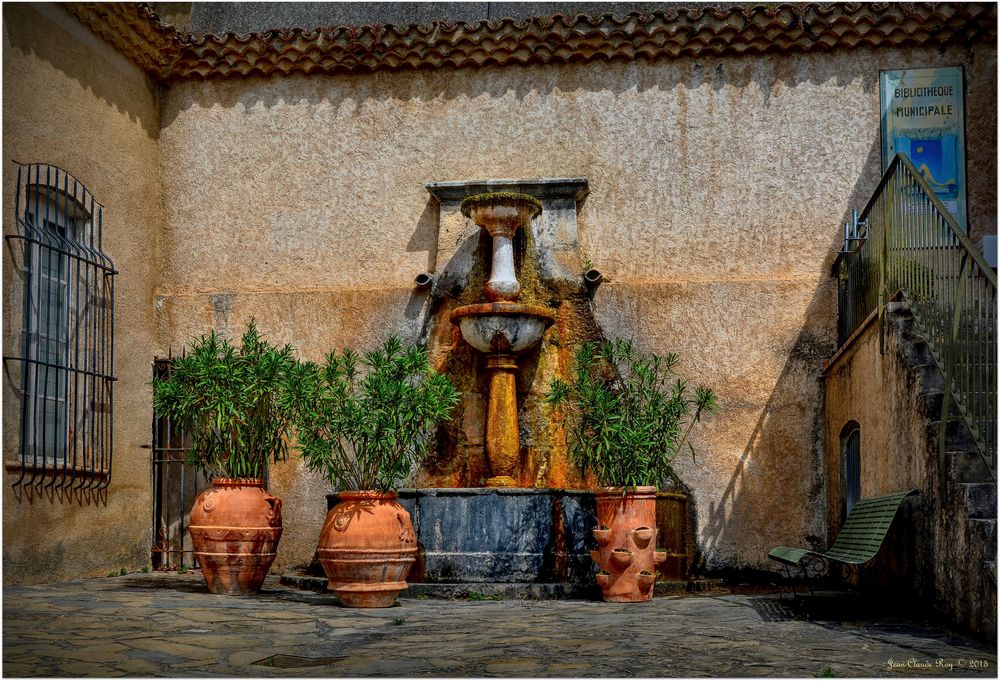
[450,192,555,487]
[292,179,694,596]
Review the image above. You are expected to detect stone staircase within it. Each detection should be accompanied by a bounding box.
[887,301,996,639]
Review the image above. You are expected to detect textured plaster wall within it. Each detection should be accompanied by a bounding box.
[158,42,995,574]
[2,4,164,585]
[823,316,928,531]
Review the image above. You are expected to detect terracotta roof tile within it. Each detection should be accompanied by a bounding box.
[62,2,997,83]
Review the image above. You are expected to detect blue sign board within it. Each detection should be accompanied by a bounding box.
[880,67,967,231]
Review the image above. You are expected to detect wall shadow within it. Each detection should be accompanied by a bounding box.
[695,134,884,572]
[3,5,160,138]
[8,480,109,508]
[161,48,874,127]
[407,201,439,273]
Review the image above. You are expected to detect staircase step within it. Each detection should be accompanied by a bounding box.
[920,392,971,421]
[901,338,936,369]
[956,483,997,519]
[913,363,946,394]
[967,518,997,556]
[928,419,981,456]
[949,449,995,483]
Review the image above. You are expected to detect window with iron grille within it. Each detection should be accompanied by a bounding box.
[4,163,116,489]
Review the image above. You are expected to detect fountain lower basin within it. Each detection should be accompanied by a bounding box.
[314,489,692,585]
[451,302,556,487]
[450,302,555,353]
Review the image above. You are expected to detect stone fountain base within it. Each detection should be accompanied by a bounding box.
[280,488,701,599]
[395,488,596,584]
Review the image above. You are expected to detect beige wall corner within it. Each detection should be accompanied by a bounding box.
[2,3,164,585]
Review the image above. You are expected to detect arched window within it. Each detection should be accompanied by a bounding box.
[5,163,116,489]
[841,422,861,514]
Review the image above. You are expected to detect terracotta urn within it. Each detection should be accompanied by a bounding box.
[589,486,666,602]
[317,491,418,608]
[188,478,283,595]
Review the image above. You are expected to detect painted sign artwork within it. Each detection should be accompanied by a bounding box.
[880,67,967,231]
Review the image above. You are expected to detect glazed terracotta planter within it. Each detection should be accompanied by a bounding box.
[589,486,666,602]
[318,491,417,608]
[188,478,283,595]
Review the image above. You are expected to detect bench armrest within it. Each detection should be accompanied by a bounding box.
[768,547,812,567]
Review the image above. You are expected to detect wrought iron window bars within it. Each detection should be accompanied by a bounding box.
[4,162,117,489]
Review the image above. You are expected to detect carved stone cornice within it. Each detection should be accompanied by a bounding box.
[62,2,997,83]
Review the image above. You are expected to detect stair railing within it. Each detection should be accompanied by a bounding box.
[836,153,997,489]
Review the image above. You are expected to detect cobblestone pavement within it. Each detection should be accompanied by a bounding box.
[3,573,996,677]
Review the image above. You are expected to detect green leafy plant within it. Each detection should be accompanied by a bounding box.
[466,591,503,601]
[284,337,460,492]
[546,339,717,489]
[178,564,188,574]
[151,321,298,479]
[390,616,406,625]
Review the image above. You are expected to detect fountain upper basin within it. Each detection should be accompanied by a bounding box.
[452,302,555,353]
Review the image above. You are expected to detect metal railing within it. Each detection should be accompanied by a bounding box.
[836,153,997,486]
[151,356,207,571]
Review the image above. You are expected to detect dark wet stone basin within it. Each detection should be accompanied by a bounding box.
[328,488,598,584]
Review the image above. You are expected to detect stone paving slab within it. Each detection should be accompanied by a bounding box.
[2,572,996,677]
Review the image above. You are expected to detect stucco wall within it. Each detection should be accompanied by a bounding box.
[155,42,994,573]
[823,314,929,534]
[2,4,163,585]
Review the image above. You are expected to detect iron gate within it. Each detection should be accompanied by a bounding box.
[150,356,208,570]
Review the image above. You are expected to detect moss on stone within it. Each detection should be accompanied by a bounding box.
[460,192,543,219]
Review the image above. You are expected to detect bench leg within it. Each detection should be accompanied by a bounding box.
[801,555,830,599]
[779,564,797,601]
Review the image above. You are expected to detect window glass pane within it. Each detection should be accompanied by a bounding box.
[27,212,72,462]
[844,429,861,514]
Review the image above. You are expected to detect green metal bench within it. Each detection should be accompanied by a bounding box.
[768,490,917,595]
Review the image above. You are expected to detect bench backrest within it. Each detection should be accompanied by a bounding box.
[824,490,916,564]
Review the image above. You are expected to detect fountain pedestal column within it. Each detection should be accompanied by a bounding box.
[485,354,519,487]
[485,225,519,302]
[452,192,553,489]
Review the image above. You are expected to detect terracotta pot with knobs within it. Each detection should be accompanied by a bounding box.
[188,478,283,595]
[317,491,417,608]
[589,486,663,602]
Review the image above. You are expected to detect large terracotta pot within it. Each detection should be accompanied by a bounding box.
[188,478,283,595]
[318,491,417,608]
[590,486,666,602]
